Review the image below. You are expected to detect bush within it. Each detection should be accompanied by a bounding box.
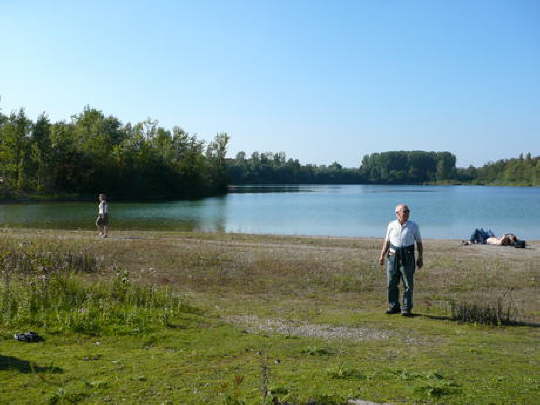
[449,290,518,326]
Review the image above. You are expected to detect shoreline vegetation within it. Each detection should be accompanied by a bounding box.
[1,106,538,204]
[1,228,538,404]
[226,151,539,187]
[0,179,538,204]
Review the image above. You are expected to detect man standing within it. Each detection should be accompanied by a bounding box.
[378,204,423,316]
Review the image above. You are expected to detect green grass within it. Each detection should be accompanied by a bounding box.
[2,317,538,404]
[0,229,539,404]
[0,244,196,336]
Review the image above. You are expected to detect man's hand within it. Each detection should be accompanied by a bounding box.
[379,239,390,267]
[416,257,423,269]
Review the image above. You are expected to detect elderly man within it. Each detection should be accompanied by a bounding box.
[378,204,423,316]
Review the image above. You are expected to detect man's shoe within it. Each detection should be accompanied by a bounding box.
[385,308,401,314]
[401,311,412,317]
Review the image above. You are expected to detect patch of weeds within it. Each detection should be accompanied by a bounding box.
[259,352,271,401]
[425,371,444,380]
[413,380,461,398]
[384,369,462,399]
[270,386,289,395]
[48,388,88,404]
[1,260,197,335]
[327,363,367,380]
[389,368,450,383]
[142,335,158,348]
[81,354,102,361]
[264,386,293,405]
[300,346,334,356]
[219,375,247,405]
[223,395,246,405]
[449,289,519,325]
[84,380,109,389]
[305,393,347,405]
[396,369,424,381]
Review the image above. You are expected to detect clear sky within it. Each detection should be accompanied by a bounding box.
[1,0,539,167]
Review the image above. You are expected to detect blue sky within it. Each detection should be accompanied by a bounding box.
[1,0,539,167]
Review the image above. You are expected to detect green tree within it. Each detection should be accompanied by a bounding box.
[30,113,52,191]
[435,152,457,181]
[206,132,230,191]
[0,109,32,190]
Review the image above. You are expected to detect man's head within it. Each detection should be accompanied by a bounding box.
[395,204,410,224]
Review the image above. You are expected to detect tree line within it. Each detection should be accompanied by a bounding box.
[0,107,229,200]
[227,151,539,186]
[1,104,537,201]
[457,153,539,186]
[227,151,363,184]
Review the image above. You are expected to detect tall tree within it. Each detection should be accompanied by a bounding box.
[30,113,52,191]
[0,109,32,190]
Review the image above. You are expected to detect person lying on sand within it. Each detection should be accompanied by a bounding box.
[462,228,519,246]
[486,233,518,246]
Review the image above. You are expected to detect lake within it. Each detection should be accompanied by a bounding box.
[1,185,539,240]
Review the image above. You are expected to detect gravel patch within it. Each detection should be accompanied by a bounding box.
[227,314,401,342]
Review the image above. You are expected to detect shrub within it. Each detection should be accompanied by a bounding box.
[449,290,518,326]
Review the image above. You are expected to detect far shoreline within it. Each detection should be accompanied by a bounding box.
[1,182,539,204]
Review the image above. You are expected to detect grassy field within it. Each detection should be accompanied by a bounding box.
[0,228,538,404]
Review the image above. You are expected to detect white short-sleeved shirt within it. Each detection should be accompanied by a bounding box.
[385,219,421,247]
[98,201,108,215]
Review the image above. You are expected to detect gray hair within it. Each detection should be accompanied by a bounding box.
[395,204,409,213]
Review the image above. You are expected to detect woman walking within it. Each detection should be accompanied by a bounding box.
[96,193,110,238]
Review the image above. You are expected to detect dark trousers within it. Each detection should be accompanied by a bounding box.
[386,244,416,312]
[469,228,494,244]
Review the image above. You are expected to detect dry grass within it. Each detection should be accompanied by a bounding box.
[1,228,538,325]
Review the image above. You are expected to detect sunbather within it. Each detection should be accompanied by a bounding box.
[463,228,519,246]
[486,233,518,246]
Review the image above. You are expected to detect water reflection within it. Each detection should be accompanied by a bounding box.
[0,197,229,233]
[0,185,539,239]
[229,185,311,193]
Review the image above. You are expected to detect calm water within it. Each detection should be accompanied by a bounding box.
[1,185,539,239]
